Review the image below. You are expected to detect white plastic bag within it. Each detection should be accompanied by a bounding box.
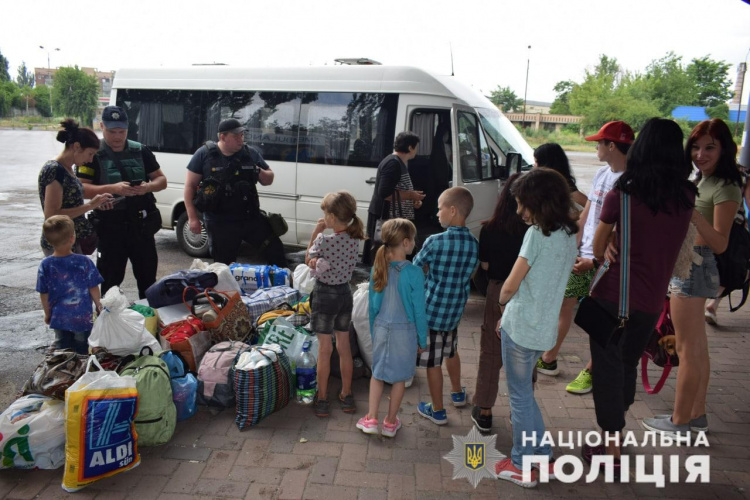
[293,264,316,295]
[261,317,318,361]
[0,394,65,469]
[235,344,283,370]
[352,282,372,368]
[89,288,161,356]
[190,259,242,294]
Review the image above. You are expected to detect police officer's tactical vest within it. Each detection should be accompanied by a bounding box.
[97,140,155,214]
[204,141,261,216]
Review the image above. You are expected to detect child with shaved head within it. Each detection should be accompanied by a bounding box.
[412,187,478,425]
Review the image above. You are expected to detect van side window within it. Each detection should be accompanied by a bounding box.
[116,89,202,154]
[455,111,495,182]
[298,93,398,167]
[203,91,302,163]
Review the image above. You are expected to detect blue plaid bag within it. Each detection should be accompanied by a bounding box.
[241,286,300,322]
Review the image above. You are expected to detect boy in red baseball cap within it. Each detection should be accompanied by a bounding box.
[535,121,634,396]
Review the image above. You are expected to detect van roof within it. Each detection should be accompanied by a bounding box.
[113,65,488,105]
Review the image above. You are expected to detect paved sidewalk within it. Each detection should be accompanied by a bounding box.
[1,296,748,499]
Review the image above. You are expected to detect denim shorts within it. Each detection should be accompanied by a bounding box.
[310,282,353,334]
[669,246,719,299]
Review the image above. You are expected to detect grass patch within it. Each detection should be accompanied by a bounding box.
[0,116,62,130]
[520,128,596,152]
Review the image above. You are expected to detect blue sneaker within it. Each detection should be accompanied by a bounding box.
[451,387,467,407]
[417,402,448,425]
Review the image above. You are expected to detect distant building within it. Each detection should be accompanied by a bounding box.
[523,100,552,114]
[672,105,746,123]
[33,66,114,100]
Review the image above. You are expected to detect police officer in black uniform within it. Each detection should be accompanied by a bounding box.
[184,118,287,267]
[78,106,167,298]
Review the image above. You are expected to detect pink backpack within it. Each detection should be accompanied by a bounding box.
[196,340,250,407]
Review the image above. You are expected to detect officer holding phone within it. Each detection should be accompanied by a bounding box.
[78,106,167,299]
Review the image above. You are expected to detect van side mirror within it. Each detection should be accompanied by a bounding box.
[494,152,522,180]
[507,152,522,175]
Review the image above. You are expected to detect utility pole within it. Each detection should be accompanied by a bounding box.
[735,49,749,136]
[39,45,60,115]
[522,45,531,130]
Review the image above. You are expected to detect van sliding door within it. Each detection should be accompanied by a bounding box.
[451,104,500,235]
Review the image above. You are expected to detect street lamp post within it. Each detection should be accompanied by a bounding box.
[39,45,60,115]
[522,45,531,130]
[735,48,749,137]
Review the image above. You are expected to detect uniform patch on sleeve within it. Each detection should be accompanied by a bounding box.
[78,165,95,177]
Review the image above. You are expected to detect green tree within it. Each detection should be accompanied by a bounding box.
[705,102,729,121]
[32,84,52,117]
[16,61,34,88]
[549,80,574,114]
[642,52,695,115]
[489,85,524,112]
[51,66,98,124]
[687,55,732,107]
[568,55,623,117]
[0,49,10,82]
[0,81,22,116]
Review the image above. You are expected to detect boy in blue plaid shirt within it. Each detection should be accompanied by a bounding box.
[413,187,478,425]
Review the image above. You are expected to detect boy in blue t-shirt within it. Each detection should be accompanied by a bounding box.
[413,187,478,425]
[36,215,103,354]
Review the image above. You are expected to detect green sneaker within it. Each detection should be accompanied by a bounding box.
[535,357,559,376]
[566,368,592,394]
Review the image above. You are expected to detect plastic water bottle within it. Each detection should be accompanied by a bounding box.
[296,341,317,405]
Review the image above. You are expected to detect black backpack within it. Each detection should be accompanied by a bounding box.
[715,212,750,312]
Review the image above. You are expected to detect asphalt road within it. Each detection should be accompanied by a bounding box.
[0,130,604,410]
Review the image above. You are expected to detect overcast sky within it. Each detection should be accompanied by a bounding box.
[2,0,750,106]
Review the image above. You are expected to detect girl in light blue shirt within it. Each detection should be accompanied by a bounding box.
[493,168,579,488]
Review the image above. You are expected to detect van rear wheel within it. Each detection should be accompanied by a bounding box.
[176,212,210,257]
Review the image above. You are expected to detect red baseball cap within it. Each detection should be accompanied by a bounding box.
[585,121,635,144]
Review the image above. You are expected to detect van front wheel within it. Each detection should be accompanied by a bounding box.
[176,212,210,257]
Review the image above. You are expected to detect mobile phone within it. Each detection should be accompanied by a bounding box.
[129,180,143,186]
[110,196,126,205]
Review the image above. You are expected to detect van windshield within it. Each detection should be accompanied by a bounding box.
[477,107,533,165]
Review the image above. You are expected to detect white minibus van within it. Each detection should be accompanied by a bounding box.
[110,65,534,256]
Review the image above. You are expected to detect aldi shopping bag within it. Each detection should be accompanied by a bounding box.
[233,345,294,430]
[62,356,139,492]
[0,394,65,469]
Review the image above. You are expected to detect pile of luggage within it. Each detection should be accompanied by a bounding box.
[0,259,324,492]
